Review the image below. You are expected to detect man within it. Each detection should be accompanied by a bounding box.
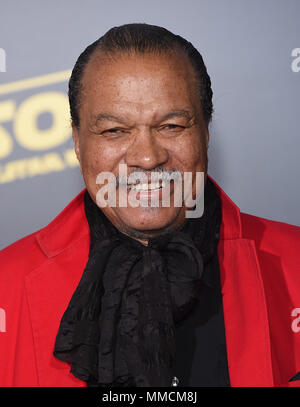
[0,23,299,387]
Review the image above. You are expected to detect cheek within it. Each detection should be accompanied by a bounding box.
[171,133,207,171]
[80,142,118,200]
[80,140,123,177]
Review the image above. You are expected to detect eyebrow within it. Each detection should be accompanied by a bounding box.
[93,113,127,124]
[92,110,193,125]
[159,110,193,121]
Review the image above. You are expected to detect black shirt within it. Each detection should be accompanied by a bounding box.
[174,254,231,387]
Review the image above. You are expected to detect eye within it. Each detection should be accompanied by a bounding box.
[158,124,186,134]
[102,128,122,134]
[101,128,128,137]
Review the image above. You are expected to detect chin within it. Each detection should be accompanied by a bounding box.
[113,206,183,233]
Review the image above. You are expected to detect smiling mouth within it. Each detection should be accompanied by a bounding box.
[127,180,168,191]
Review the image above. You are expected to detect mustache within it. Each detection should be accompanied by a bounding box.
[116,167,182,188]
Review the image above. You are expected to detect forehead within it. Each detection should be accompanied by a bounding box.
[79,50,200,121]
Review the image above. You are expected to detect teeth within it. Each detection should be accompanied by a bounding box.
[128,180,167,190]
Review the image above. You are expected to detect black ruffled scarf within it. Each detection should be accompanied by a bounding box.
[53,178,222,387]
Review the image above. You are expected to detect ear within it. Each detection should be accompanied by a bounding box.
[72,124,82,174]
[204,126,210,149]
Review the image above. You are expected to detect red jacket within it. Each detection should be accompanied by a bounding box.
[0,179,300,387]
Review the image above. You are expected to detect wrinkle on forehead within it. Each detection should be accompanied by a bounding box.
[81,49,198,97]
[90,109,195,127]
[79,50,202,129]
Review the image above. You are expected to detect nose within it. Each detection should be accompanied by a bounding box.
[125,127,169,170]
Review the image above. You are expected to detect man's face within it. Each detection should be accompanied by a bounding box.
[72,50,209,240]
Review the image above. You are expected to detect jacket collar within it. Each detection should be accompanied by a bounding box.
[210,176,242,240]
[36,175,242,258]
[36,189,89,258]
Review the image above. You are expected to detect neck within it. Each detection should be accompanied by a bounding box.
[115,217,187,247]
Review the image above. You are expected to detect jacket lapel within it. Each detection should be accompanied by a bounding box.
[25,190,89,386]
[214,179,274,386]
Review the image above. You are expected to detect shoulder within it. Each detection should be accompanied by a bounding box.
[0,188,87,284]
[240,212,300,267]
[241,212,300,248]
[0,231,46,282]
